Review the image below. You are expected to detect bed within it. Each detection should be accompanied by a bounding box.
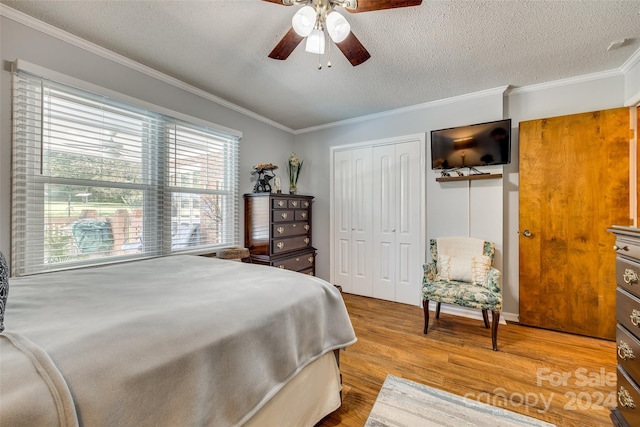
[0,254,356,426]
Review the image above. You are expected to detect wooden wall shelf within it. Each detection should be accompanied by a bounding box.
[436,173,503,182]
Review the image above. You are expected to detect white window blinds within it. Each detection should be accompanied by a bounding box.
[12,65,240,276]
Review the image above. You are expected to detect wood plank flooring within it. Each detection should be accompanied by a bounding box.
[318,294,617,427]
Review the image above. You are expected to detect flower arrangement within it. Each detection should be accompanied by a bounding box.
[287,153,303,194]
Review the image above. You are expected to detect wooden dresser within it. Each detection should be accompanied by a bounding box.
[244,193,315,275]
[610,226,640,427]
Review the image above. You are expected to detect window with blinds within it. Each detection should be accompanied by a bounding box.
[12,68,240,276]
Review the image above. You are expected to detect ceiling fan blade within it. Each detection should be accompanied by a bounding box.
[268,27,304,60]
[262,0,291,5]
[346,0,422,13]
[336,31,371,66]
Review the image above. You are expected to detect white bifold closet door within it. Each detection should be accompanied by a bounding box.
[333,147,373,297]
[332,138,422,306]
[372,141,422,305]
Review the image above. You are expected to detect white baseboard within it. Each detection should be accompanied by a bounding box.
[426,301,517,325]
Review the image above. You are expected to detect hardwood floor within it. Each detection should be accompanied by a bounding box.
[318,293,617,427]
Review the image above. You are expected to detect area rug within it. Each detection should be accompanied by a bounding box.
[365,375,555,427]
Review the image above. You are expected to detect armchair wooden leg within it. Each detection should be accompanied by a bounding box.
[423,299,429,334]
[435,302,441,319]
[482,310,489,328]
[491,310,500,351]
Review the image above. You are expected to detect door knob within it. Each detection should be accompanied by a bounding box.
[522,229,532,237]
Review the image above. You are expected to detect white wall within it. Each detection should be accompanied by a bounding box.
[295,72,633,320]
[2,10,638,320]
[294,87,506,290]
[624,50,640,106]
[0,15,295,263]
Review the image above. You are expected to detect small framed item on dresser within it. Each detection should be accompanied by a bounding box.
[244,193,316,275]
[609,226,640,427]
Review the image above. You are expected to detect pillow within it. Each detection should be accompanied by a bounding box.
[437,254,491,286]
[0,251,7,333]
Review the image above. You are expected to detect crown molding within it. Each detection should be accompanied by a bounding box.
[626,90,640,107]
[0,5,295,135]
[507,68,623,96]
[295,86,510,135]
[621,46,640,74]
[3,4,638,135]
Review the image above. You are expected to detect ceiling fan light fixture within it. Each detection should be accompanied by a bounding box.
[326,11,350,43]
[292,5,316,37]
[305,28,325,54]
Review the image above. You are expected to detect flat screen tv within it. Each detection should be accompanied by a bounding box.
[430,119,512,170]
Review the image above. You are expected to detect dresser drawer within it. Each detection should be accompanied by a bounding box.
[618,257,640,299]
[272,222,310,238]
[273,210,294,222]
[614,234,640,262]
[295,210,309,221]
[300,267,315,276]
[616,366,640,426]
[272,198,289,209]
[272,235,312,254]
[618,288,640,337]
[273,252,315,272]
[617,324,640,384]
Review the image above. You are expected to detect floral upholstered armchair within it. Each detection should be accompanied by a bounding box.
[422,237,502,351]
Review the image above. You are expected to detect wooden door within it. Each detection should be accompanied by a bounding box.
[519,107,630,340]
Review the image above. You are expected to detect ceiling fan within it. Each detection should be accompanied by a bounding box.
[263,0,422,67]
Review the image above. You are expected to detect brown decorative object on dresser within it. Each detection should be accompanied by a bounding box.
[244,193,315,275]
[610,226,640,427]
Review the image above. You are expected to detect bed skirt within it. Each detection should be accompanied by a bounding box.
[245,351,341,426]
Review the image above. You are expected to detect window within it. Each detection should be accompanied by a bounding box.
[11,64,240,276]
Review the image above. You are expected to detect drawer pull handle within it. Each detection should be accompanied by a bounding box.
[278,265,285,269]
[631,309,640,327]
[614,245,630,251]
[304,201,309,207]
[277,242,285,249]
[277,200,285,207]
[304,225,310,231]
[281,212,288,219]
[308,256,313,263]
[301,212,307,219]
[618,340,635,360]
[624,268,639,285]
[619,386,636,409]
[304,238,310,245]
[291,201,298,207]
[277,227,284,234]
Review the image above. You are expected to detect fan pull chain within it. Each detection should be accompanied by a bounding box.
[327,38,333,68]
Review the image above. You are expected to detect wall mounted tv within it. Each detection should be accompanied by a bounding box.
[430,119,512,170]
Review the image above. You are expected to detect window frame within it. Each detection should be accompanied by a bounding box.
[11,60,242,276]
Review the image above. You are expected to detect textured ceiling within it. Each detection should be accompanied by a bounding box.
[2,0,640,131]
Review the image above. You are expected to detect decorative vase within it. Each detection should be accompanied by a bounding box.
[289,185,297,195]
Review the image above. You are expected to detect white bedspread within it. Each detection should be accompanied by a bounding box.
[0,255,356,426]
